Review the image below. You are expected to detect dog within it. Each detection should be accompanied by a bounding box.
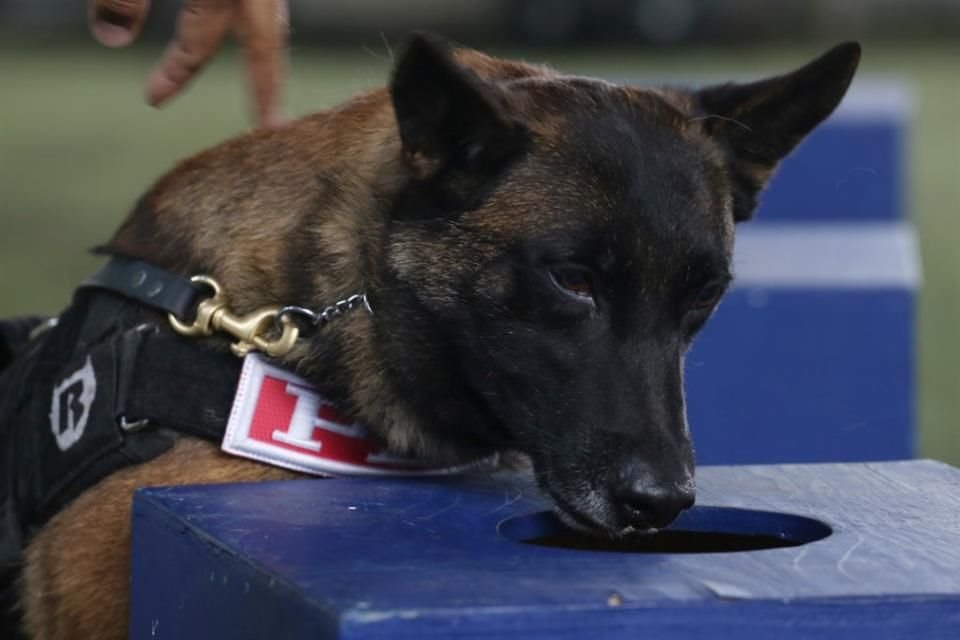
[1,35,859,639]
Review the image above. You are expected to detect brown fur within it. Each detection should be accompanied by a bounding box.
[22,439,296,639]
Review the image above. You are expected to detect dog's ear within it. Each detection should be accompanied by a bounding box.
[694,42,861,222]
[390,34,527,201]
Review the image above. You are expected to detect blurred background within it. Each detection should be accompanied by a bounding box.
[1,1,958,464]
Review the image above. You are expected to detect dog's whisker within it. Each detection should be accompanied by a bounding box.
[687,113,754,132]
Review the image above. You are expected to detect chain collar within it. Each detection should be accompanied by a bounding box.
[169,275,372,359]
[276,293,373,332]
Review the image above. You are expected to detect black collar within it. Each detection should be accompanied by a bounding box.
[80,256,372,359]
[81,256,207,321]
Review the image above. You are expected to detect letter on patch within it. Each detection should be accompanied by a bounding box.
[49,356,97,451]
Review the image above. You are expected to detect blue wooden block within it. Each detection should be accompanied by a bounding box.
[129,460,960,639]
[752,80,909,222]
[686,222,918,464]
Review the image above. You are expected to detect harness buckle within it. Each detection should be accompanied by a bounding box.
[168,275,300,359]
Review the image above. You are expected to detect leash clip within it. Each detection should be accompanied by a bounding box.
[168,275,300,359]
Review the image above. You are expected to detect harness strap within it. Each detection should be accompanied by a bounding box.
[1,292,242,568]
[80,256,206,321]
[0,289,236,635]
[3,261,377,605]
[115,325,240,441]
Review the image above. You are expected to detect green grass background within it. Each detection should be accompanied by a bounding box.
[2,39,958,463]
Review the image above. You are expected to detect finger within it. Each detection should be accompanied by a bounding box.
[145,0,233,107]
[89,0,151,47]
[237,0,289,127]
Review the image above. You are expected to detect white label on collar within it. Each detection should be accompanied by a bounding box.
[222,353,470,476]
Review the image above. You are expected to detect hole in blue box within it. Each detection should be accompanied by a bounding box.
[499,506,832,553]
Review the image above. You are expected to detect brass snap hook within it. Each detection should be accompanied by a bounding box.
[220,308,300,358]
[169,275,300,358]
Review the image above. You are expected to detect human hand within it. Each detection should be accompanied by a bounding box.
[88,0,289,127]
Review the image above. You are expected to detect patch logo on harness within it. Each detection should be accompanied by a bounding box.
[49,356,97,452]
[222,354,477,476]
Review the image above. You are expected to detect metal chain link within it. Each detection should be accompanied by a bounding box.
[275,292,372,334]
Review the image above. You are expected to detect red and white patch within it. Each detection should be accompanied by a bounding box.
[222,354,482,476]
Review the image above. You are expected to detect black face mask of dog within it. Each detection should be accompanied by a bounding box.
[371,37,859,536]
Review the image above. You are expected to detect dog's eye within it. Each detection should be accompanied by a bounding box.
[550,266,595,303]
[691,283,725,310]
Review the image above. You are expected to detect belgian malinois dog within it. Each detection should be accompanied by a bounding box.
[5,35,859,638]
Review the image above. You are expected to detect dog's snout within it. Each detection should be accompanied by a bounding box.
[612,467,695,530]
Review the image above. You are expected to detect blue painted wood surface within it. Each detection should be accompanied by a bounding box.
[129,460,960,639]
[759,118,903,221]
[686,286,913,463]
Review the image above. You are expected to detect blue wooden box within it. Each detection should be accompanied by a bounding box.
[686,222,917,464]
[129,460,960,638]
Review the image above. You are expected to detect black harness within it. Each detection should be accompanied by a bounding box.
[0,259,245,623]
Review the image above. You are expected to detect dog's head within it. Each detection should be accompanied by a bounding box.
[378,36,859,536]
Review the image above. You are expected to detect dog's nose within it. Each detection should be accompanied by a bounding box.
[612,471,695,530]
